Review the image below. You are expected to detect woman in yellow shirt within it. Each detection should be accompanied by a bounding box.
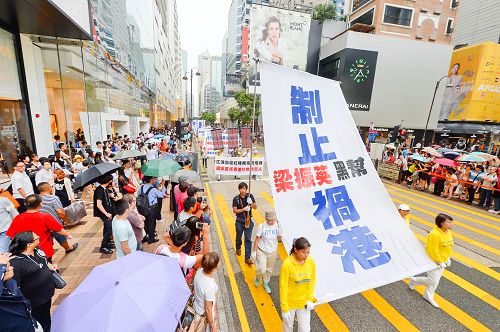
[280,237,316,332]
[409,213,454,308]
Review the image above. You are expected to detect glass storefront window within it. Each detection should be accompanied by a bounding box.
[0,28,34,178]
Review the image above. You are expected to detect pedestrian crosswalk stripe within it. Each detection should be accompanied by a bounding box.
[413,232,500,281]
[214,194,283,331]
[205,185,250,332]
[442,270,500,310]
[403,280,492,332]
[388,189,500,235]
[253,205,350,332]
[384,182,500,224]
[392,197,500,256]
[259,191,420,332]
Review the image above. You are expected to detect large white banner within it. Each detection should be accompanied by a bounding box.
[260,62,436,303]
[214,156,265,176]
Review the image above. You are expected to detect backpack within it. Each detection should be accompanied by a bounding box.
[136,186,156,217]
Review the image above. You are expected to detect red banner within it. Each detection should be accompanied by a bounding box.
[241,26,249,63]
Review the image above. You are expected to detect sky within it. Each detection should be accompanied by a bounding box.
[177,0,232,115]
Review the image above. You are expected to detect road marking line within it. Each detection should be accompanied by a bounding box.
[205,184,250,332]
[253,206,349,332]
[388,189,500,235]
[262,191,422,332]
[403,280,492,332]
[442,270,500,310]
[413,232,500,281]
[384,182,500,224]
[392,197,500,256]
[214,194,283,331]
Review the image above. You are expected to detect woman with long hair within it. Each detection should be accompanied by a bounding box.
[9,232,58,332]
[255,16,287,65]
[52,169,74,208]
[280,237,316,332]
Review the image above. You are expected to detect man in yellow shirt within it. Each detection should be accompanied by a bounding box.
[280,237,316,332]
[409,213,454,308]
[397,204,411,226]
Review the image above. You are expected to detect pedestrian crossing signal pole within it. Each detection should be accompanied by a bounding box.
[246,57,260,228]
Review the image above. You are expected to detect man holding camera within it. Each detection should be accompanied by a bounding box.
[232,182,257,265]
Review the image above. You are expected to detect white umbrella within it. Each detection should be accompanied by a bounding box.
[421,147,442,157]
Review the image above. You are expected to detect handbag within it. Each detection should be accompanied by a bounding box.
[0,191,20,208]
[64,200,87,226]
[123,183,137,193]
[52,270,67,289]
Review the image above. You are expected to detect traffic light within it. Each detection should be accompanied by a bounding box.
[397,128,407,144]
[389,125,399,143]
[175,120,189,138]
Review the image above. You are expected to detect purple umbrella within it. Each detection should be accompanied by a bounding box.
[52,251,191,332]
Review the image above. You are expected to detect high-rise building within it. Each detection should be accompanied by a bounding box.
[210,56,223,112]
[451,0,500,46]
[348,0,458,44]
[198,51,212,115]
[181,49,189,120]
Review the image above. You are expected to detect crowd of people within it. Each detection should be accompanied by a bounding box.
[0,126,462,332]
[383,145,500,214]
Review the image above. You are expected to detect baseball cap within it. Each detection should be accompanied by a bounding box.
[398,204,411,211]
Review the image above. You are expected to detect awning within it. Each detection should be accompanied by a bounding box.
[436,122,499,134]
[0,0,91,40]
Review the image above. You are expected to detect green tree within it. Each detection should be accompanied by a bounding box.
[312,3,340,22]
[231,90,261,129]
[200,111,216,125]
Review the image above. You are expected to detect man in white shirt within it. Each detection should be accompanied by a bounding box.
[11,161,34,213]
[35,158,55,186]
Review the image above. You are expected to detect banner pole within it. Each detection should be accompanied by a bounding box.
[248,58,259,197]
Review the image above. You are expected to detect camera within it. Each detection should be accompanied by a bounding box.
[195,222,204,230]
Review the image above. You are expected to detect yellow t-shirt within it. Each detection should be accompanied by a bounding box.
[403,216,410,227]
[425,227,454,263]
[279,255,316,312]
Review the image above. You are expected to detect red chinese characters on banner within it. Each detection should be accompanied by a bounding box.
[273,165,333,193]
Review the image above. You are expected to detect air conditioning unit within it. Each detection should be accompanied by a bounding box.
[451,0,459,9]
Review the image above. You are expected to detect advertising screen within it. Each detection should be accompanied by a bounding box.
[248,5,311,85]
[439,43,500,122]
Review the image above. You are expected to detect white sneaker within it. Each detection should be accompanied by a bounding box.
[408,277,416,290]
[423,293,440,308]
[488,209,496,214]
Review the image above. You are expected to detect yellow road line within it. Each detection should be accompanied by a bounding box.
[413,232,500,281]
[205,184,250,332]
[214,194,282,331]
[442,270,500,310]
[403,280,492,332]
[392,197,500,256]
[384,182,500,224]
[361,289,419,332]
[388,189,500,233]
[261,191,419,332]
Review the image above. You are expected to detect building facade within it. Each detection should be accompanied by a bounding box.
[451,0,500,46]
[349,0,458,43]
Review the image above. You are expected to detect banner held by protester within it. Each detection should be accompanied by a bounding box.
[214,156,265,176]
[259,61,436,303]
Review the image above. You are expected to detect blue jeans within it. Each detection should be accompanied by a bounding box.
[235,219,254,259]
[478,188,492,208]
[0,231,10,253]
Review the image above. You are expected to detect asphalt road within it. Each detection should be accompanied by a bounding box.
[202,150,499,332]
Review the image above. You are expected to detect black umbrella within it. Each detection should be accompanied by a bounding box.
[72,162,121,190]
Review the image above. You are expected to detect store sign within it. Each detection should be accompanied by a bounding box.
[214,156,265,176]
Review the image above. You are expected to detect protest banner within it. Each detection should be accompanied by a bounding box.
[201,130,229,158]
[259,61,436,303]
[214,156,265,176]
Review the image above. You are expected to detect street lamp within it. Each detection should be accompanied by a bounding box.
[182,67,201,127]
[421,75,453,146]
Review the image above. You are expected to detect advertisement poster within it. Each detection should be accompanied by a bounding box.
[260,61,435,302]
[439,42,500,122]
[224,73,242,97]
[249,5,311,86]
[214,156,265,176]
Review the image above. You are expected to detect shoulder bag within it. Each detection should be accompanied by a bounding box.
[22,251,67,289]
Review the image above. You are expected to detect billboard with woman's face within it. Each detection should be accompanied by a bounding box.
[249,5,311,85]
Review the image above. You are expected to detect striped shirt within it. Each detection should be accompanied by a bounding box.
[39,195,64,225]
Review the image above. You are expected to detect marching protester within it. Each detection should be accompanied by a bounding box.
[94,175,115,254]
[397,204,411,226]
[9,232,59,332]
[38,182,79,255]
[232,182,257,265]
[253,210,282,294]
[280,237,316,332]
[0,194,18,253]
[11,161,35,213]
[409,213,454,308]
[191,252,220,332]
[111,199,137,258]
[6,195,73,263]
